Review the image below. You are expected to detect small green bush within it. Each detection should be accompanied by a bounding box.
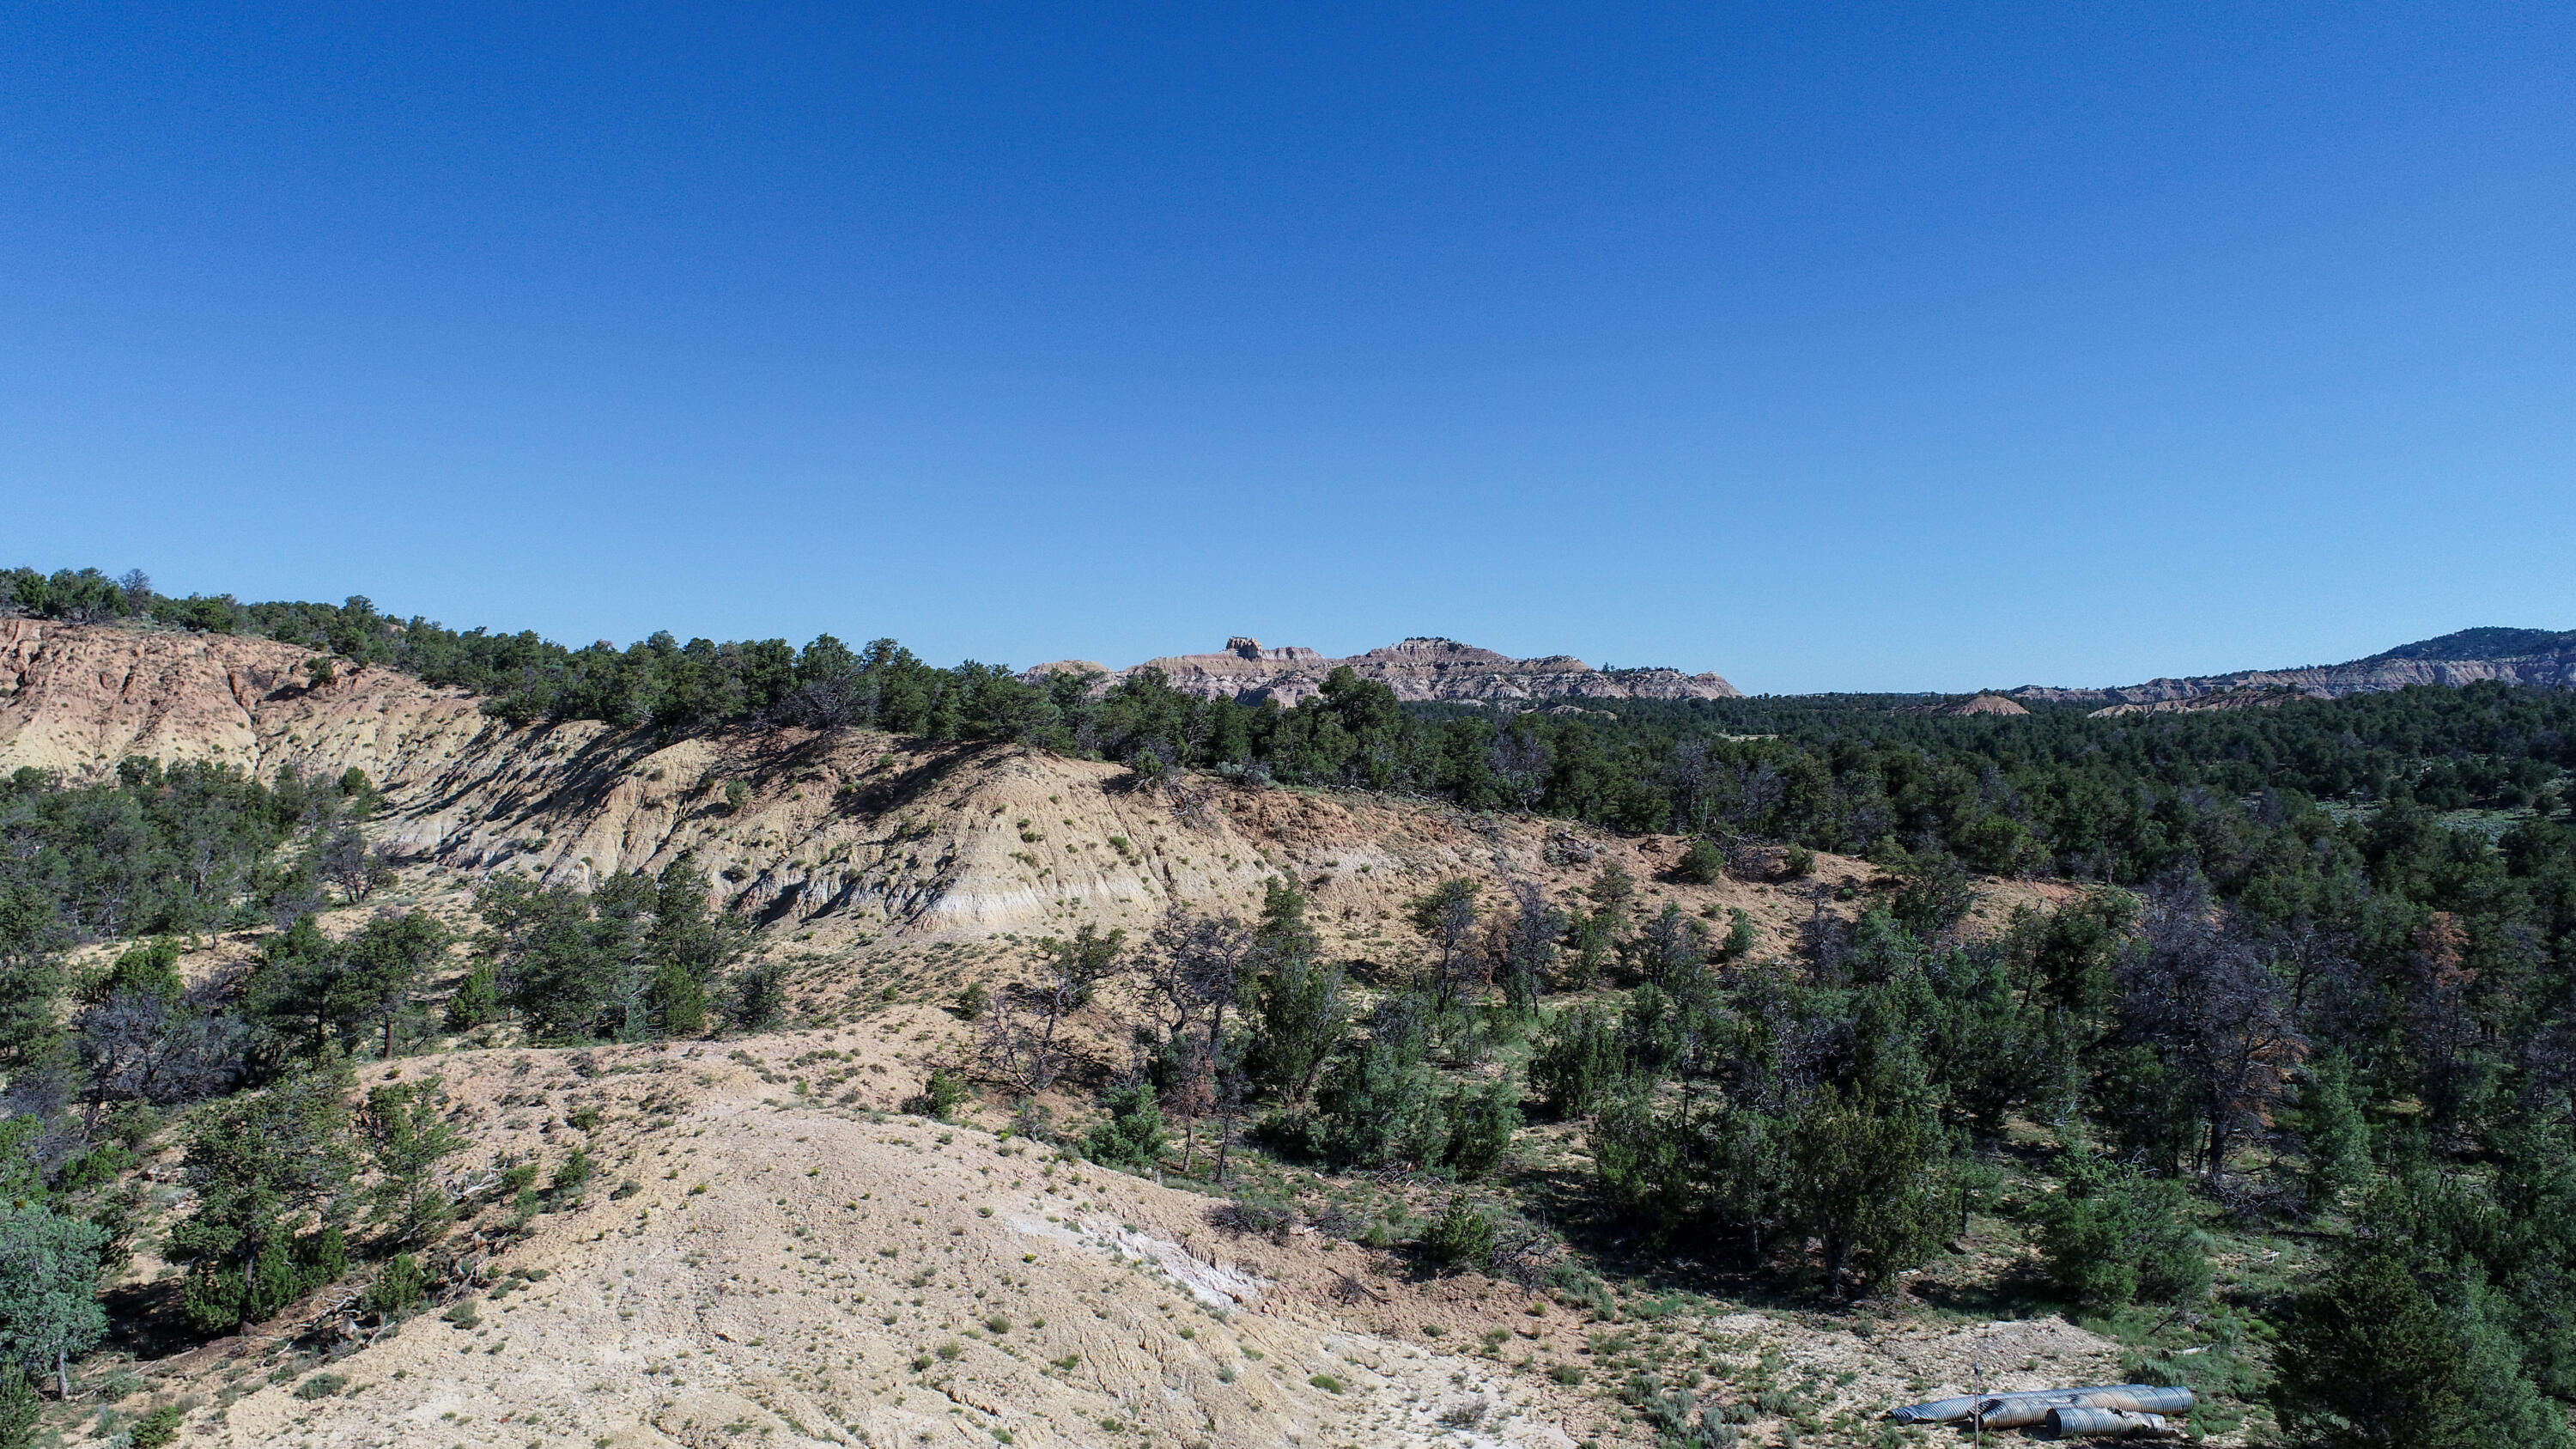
[902,1068,971,1121]
[0,1367,40,1449]
[726,961,789,1030]
[129,1403,185,1449]
[550,1147,595,1198]
[1528,1006,1627,1118]
[293,1373,347,1401]
[1717,908,1759,960]
[1422,1195,1498,1273]
[368,1252,428,1314]
[1443,1079,1521,1179]
[1083,1081,1168,1168]
[1673,839,1727,885]
[1547,1263,1616,1319]
[2033,1154,2210,1308]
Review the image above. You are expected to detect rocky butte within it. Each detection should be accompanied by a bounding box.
[1027,635,1741,705]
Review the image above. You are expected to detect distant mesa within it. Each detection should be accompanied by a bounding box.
[1026,636,1741,706]
[2008,627,2576,708]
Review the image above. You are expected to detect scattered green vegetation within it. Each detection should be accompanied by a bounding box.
[8,569,2576,1448]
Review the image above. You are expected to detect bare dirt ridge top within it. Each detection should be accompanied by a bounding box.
[1028,635,1742,705]
[121,1034,2122,1449]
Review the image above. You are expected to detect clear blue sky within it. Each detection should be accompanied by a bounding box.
[6,3,2571,692]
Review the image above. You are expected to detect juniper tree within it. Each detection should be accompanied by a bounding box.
[356,1078,464,1246]
[328,912,451,1058]
[0,1206,106,1397]
[1244,883,1346,1105]
[166,1073,356,1333]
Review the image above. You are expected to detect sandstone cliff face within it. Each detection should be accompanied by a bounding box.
[1030,635,1741,704]
[2009,631,2576,707]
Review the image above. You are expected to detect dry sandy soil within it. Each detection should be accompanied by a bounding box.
[94,1032,2128,1449]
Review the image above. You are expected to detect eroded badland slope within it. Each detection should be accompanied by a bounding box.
[8,622,2128,1448]
[1,620,2065,958]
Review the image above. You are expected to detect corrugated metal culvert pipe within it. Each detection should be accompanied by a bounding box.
[2038,1406,2183,1439]
[1971,1385,2195,1430]
[1886,1383,2194,1427]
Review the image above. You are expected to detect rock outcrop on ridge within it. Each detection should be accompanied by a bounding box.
[1029,635,1741,705]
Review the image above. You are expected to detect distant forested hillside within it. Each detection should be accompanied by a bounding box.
[2366,626,2576,662]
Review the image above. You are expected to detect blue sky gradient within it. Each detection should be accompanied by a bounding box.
[5,3,2571,691]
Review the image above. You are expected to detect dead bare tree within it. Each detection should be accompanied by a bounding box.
[1163,1029,1218,1173]
[769,638,880,732]
[2118,875,2306,1177]
[975,924,1125,1093]
[319,823,397,903]
[75,986,250,1129]
[1492,879,1566,1008]
[1631,902,1710,988]
[1409,878,1485,1010]
[1725,760,1786,830]
[2407,912,2493,1138]
[1486,728,1552,813]
[1143,907,1255,1043]
[1135,906,1259,1176]
[1668,735,1718,834]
